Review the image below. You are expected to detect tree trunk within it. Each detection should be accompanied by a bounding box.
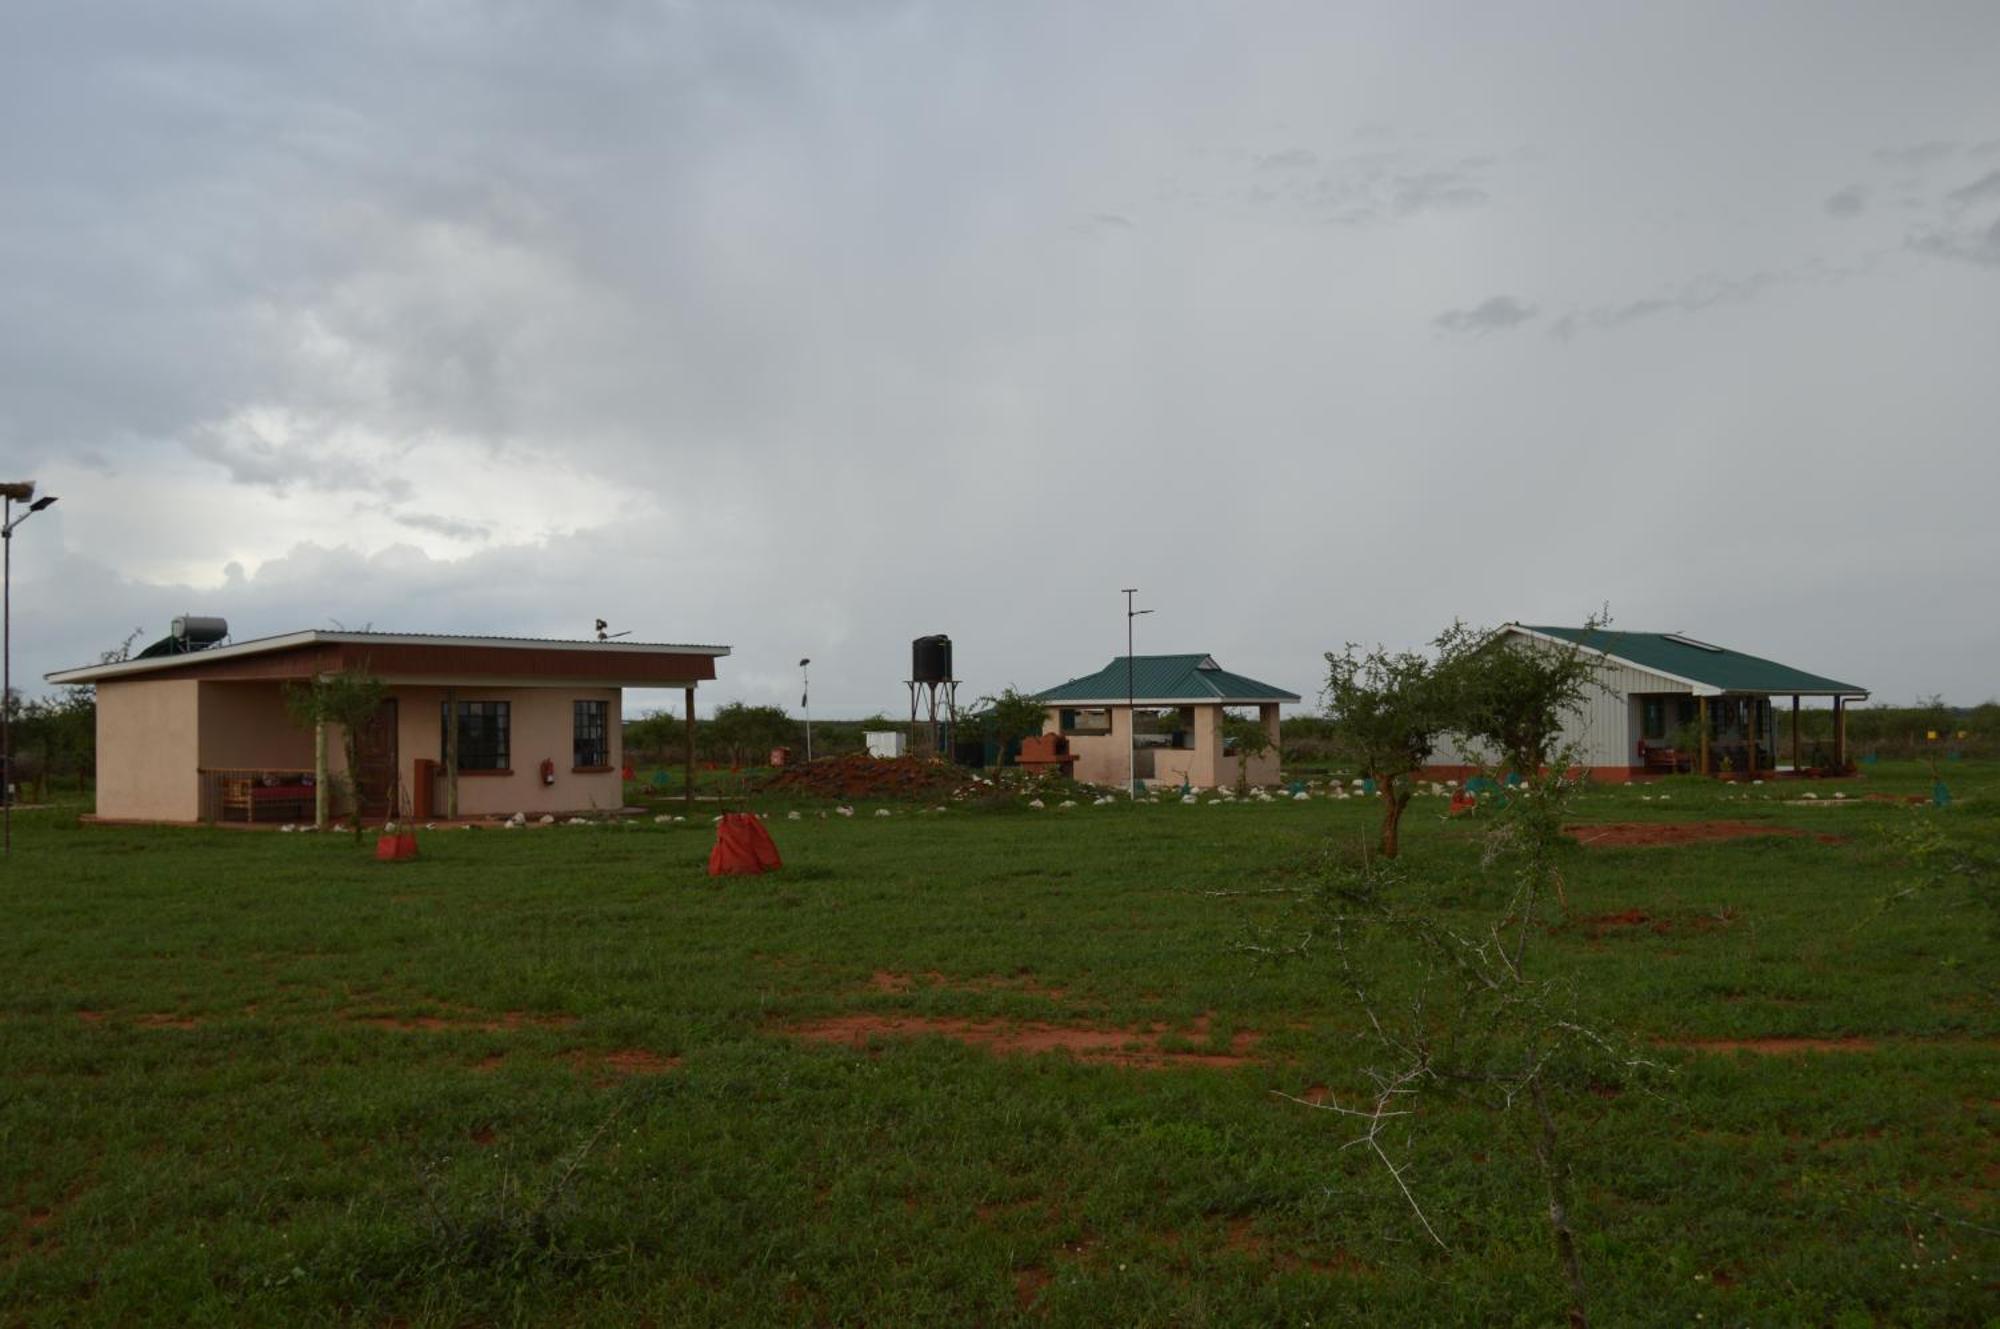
[1530,1076,1589,1328]
[1379,782,1404,858]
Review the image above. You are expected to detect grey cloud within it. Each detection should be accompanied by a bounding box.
[1550,269,1812,339]
[1910,216,2000,267]
[1223,146,1494,226]
[1874,141,1958,169]
[1255,148,1318,170]
[1435,296,1538,334]
[1945,168,2000,207]
[183,421,414,500]
[1824,184,1868,217]
[392,511,491,542]
[1391,171,1487,215]
[6,2,2000,710]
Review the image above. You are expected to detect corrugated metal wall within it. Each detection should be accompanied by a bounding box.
[1431,640,1691,770]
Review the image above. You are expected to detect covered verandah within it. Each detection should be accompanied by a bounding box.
[1636,690,1864,778]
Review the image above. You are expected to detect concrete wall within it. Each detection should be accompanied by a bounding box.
[1044,702,1282,789]
[339,685,624,818]
[94,678,202,822]
[197,682,314,771]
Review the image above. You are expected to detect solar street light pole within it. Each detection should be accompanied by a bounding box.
[2,483,59,856]
[1123,588,1152,800]
[799,658,812,762]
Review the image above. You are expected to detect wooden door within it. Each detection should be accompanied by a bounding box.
[354,699,399,818]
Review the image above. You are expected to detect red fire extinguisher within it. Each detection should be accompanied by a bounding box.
[540,758,556,786]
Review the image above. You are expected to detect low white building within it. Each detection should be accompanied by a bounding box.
[1427,624,1869,781]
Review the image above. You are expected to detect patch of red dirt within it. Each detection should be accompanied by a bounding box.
[1569,907,1737,938]
[1863,793,1926,805]
[596,1049,681,1076]
[1299,1084,1331,1105]
[1566,821,1842,848]
[470,1053,507,1073]
[75,1011,106,1025]
[469,1125,497,1146]
[349,1008,578,1033]
[1014,1265,1052,1310]
[136,1013,199,1029]
[866,969,1068,999]
[1665,1036,1878,1055]
[1223,1217,1369,1275]
[785,1011,1260,1069]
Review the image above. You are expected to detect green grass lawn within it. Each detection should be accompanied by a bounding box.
[2,764,1993,1326]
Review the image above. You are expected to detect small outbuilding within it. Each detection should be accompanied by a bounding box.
[1033,654,1300,790]
[46,626,729,825]
[1428,624,1869,781]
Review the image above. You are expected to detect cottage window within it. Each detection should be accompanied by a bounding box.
[573,700,609,769]
[1641,697,1667,741]
[442,701,510,772]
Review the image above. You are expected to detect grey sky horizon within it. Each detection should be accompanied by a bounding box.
[4,1,1997,718]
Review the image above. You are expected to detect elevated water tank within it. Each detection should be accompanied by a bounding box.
[912,634,952,683]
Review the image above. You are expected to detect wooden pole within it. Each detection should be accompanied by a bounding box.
[683,686,696,809]
[1745,699,1758,779]
[1791,695,1800,773]
[313,720,329,830]
[1835,697,1847,770]
[1697,696,1710,777]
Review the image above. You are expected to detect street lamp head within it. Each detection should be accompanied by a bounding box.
[28,496,56,513]
[799,657,810,668]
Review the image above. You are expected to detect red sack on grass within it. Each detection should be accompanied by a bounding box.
[708,813,782,876]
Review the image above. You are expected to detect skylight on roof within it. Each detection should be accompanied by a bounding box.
[1663,633,1724,652]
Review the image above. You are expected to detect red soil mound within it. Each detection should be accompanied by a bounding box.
[1566,821,1842,847]
[766,754,973,800]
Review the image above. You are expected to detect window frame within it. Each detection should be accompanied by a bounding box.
[573,699,610,771]
[441,699,511,773]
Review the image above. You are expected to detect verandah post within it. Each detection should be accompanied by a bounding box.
[1791,695,1800,773]
[683,686,696,809]
[1697,696,1710,777]
[313,720,329,830]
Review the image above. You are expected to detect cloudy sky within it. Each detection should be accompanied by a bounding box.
[4,1,1997,715]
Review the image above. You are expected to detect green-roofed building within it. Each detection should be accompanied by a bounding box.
[1429,625,1870,781]
[1032,655,1300,789]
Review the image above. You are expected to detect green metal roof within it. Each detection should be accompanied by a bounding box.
[1035,654,1300,705]
[1512,625,1867,697]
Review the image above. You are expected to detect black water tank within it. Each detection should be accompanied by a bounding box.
[912,634,952,683]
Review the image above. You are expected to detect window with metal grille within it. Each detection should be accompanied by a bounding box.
[441,700,510,771]
[574,700,609,769]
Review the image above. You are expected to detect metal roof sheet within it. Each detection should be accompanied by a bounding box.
[1035,654,1301,705]
[46,629,731,686]
[1512,625,1866,697]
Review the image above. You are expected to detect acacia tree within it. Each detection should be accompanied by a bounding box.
[1323,639,1461,858]
[283,670,388,842]
[975,687,1048,767]
[701,703,799,767]
[1265,620,1648,1328]
[1440,618,1605,781]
